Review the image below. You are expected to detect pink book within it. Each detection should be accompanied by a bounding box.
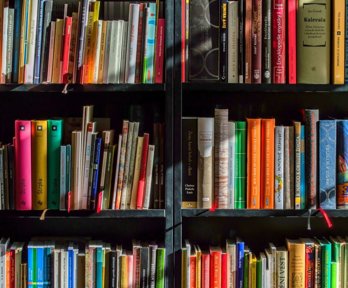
[201,252,210,288]
[288,0,297,84]
[15,120,32,210]
[136,133,149,209]
[272,0,286,83]
[62,17,72,83]
[127,254,133,287]
[155,19,165,84]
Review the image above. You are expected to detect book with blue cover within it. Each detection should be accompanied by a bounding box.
[236,239,245,288]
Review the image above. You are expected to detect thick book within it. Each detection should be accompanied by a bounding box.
[154,18,165,84]
[251,0,262,83]
[319,120,336,209]
[275,126,284,209]
[32,120,48,210]
[247,119,261,209]
[272,0,286,83]
[47,120,63,209]
[261,119,275,209]
[220,0,228,82]
[262,0,271,83]
[214,109,229,208]
[182,118,198,208]
[305,109,319,209]
[337,120,348,209]
[227,1,238,83]
[276,247,288,288]
[244,0,252,83]
[286,239,305,288]
[235,121,246,209]
[332,0,345,84]
[288,0,297,84]
[136,133,150,209]
[297,0,331,84]
[210,247,222,288]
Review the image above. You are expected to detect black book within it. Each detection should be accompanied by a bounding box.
[7,144,14,210]
[238,0,245,83]
[220,0,228,82]
[109,251,117,288]
[140,246,150,288]
[262,0,271,83]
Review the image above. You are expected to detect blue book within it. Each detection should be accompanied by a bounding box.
[28,245,34,288]
[337,120,348,208]
[142,3,157,83]
[68,245,74,288]
[300,126,306,209]
[96,247,103,288]
[33,0,45,84]
[91,137,102,210]
[319,120,337,209]
[236,239,244,288]
[36,245,44,288]
[12,0,22,83]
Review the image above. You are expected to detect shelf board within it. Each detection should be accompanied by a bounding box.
[182,209,348,218]
[183,83,348,93]
[6,84,165,93]
[0,209,165,219]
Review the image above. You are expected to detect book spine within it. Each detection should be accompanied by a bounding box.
[294,122,301,209]
[126,124,139,208]
[300,126,306,209]
[6,9,14,83]
[236,242,244,288]
[271,0,286,83]
[221,253,227,288]
[154,19,165,84]
[315,243,323,287]
[2,7,8,84]
[305,243,315,288]
[181,0,186,82]
[262,0,271,83]
[7,145,14,210]
[261,119,275,209]
[129,137,143,210]
[143,145,155,209]
[136,133,150,209]
[289,126,295,209]
[235,121,247,209]
[135,3,145,84]
[244,0,252,83]
[275,126,284,209]
[52,19,63,83]
[321,243,332,288]
[97,21,107,83]
[155,248,165,288]
[33,0,45,84]
[346,0,348,83]
[215,109,229,208]
[60,146,67,210]
[182,118,198,208]
[40,0,53,83]
[319,120,337,209]
[228,122,236,209]
[247,119,261,209]
[288,0,296,84]
[210,251,222,288]
[46,21,55,83]
[66,145,72,201]
[284,127,291,209]
[337,120,348,209]
[12,0,22,83]
[227,1,238,83]
[220,0,228,82]
[276,251,288,288]
[332,0,345,84]
[305,109,319,209]
[287,242,305,288]
[90,138,102,210]
[62,17,72,83]
[251,0,262,83]
[238,0,244,83]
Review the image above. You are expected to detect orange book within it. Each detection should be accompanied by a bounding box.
[261,119,275,209]
[6,250,11,288]
[247,119,261,209]
[210,247,222,288]
[190,255,197,288]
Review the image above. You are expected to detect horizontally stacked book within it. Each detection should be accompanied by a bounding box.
[182,108,344,210]
[182,0,346,84]
[0,238,165,287]
[0,105,165,210]
[182,237,344,288]
[1,0,165,84]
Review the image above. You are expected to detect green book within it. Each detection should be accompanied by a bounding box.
[235,121,246,208]
[319,238,332,288]
[256,257,262,288]
[47,119,63,209]
[243,249,250,288]
[331,262,338,288]
[155,248,165,288]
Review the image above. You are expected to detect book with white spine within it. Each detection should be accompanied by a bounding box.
[275,126,285,209]
[143,144,155,209]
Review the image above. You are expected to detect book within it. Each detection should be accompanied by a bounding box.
[220,0,228,82]
[136,133,149,209]
[284,127,292,209]
[12,0,23,83]
[235,121,246,209]
[154,18,165,84]
[244,0,252,83]
[210,247,222,288]
[62,16,72,83]
[262,0,271,83]
[247,119,261,209]
[301,238,315,288]
[276,247,288,288]
[251,0,262,83]
[319,120,337,209]
[337,120,348,209]
[228,122,236,208]
[332,0,345,84]
[227,1,238,83]
[143,145,155,209]
[238,0,244,83]
[297,0,331,84]
[275,126,284,209]
[130,137,143,210]
[288,0,297,84]
[40,0,53,83]
[287,239,305,288]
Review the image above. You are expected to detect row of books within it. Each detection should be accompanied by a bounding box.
[1,0,165,84]
[182,237,346,288]
[0,105,165,211]
[182,0,346,84]
[182,108,342,210]
[0,238,165,288]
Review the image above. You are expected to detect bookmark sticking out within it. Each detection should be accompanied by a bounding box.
[319,207,333,229]
[67,192,72,213]
[39,209,49,221]
[209,199,218,212]
[97,192,103,213]
[307,208,312,230]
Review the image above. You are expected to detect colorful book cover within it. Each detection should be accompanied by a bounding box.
[235,121,246,209]
[154,19,165,84]
[236,239,244,288]
[96,247,103,288]
[36,245,44,288]
[337,120,348,208]
[301,239,315,288]
[275,126,284,209]
[136,133,150,209]
[294,122,301,209]
[155,248,165,288]
[210,247,222,288]
[62,16,72,83]
[319,120,336,209]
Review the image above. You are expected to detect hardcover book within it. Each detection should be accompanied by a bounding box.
[337,120,348,209]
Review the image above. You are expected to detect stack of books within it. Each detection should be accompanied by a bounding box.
[182,0,346,84]
[182,108,343,210]
[182,238,345,288]
[0,238,165,287]
[0,105,165,211]
[0,0,165,84]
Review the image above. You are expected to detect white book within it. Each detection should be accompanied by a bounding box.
[114,20,123,83]
[107,21,117,83]
[25,0,38,83]
[275,126,284,209]
[6,9,14,83]
[92,20,103,84]
[276,248,288,288]
[228,1,238,83]
[47,21,56,83]
[228,121,236,208]
[2,7,9,83]
[260,252,267,288]
[143,144,155,209]
[0,238,9,288]
[119,20,128,83]
[125,4,140,83]
[111,135,123,209]
[52,248,60,288]
[60,146,67,210]
[103,21,112,83]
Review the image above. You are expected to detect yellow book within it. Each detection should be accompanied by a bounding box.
[31,120,48,210]
[195,245,202,288]
[332,0,345,84]
[287,239,305,288]
[249,254,257,288]
[52,19,63,83]
[97,21,107,83]
[120,254,128,288]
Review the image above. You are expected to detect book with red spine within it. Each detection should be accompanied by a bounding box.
[9,249,14,288]
[190,254,197,288]
[62,16,72,83]
[155,19,165,84]
[221,252,227,288]
[272,0,286,83]
[210,247,222,288]
[244,0,252,83]
[14,120,32,210]
[136,133,149,209]
[302,239,315,288]
[202,252,210,288]
[288,0,297,84]
[252,0,262,83]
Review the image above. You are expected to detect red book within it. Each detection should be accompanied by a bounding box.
[15,120,32,210]
[62,17,72,83]
[288,0,297,84]
[181,0,186,82]
[9,249,15,288]
[304,241,315,288]
[210,247,222,288]
[272,0,286,83]
[136,133,149,209]
[190,255,197,288]
[252,0,262,83]
[155,19,165,84]
[201,252,210,288]
[221,252,227,288]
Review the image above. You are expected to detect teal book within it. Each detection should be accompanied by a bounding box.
[96,247,103,288]
[155,248,165,288]
[142,3,157,83]
[47,120,63,209]
[235,121,246,208]
[319,238,332,288]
